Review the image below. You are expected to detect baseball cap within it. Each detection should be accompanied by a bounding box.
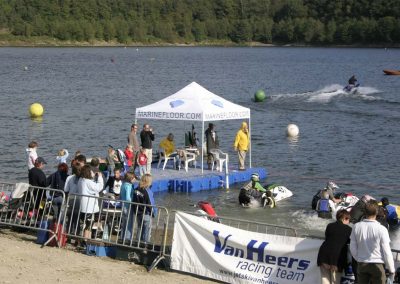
[35,157,47,164]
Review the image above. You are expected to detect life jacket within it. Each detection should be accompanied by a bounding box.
[198,201,217,217]
[386,204,398,221]
[317,199,330,213]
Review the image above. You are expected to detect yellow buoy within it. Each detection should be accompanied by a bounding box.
[29,103,44,118]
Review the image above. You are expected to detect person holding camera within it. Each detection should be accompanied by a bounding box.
[140,123,155,174]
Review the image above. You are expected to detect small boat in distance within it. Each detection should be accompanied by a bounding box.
[383,69,400,75]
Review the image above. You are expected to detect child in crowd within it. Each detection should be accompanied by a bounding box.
[104,168,122,197]
[26,141,38,170]
[124,144,134,170]
[106,147,119,178]
[56,148,69,164]
[137,148,148,177]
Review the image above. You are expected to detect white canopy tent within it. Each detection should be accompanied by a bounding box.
[135,82,251,173]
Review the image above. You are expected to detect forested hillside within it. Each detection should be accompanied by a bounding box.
[0,0,399,45]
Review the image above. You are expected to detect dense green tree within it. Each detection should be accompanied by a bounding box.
[0,0,399,44]
[192,19,206,42]
[230,20,252,42]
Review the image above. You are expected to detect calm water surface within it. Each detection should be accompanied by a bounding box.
[0,47,399,235]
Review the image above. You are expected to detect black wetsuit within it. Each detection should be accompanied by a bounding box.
[348,76,357,85]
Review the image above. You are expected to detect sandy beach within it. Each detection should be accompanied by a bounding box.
[0,228,213,284]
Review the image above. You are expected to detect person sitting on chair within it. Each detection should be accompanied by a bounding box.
[159,133,179,169]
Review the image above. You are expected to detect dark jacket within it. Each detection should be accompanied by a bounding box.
[317,221,352,272]
[348,76,357,85]
[205,128,219,154]
[350,200,366,223]
[132,187,157,217]
[29,167,47,187]
[140,130,155,149]
[46,170,69,197]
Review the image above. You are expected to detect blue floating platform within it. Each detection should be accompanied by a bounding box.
[147,163,267,193]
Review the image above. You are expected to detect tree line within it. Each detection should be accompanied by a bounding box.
[0,0,399,45]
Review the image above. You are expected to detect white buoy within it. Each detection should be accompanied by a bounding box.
[24,66,28,71]
[287,124,299,137]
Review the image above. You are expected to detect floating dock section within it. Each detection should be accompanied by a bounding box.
[149,166,267,193]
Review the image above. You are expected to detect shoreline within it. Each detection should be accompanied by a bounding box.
[0,37,399,48]
[0,228,213,284]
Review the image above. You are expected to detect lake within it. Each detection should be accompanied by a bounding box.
[0,46,399,236]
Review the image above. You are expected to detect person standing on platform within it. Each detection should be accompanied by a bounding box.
[205,123,219,170]
[140,124,155,174]
[350,200,395,284]
[233,121,250,171]
[128,123,140,172]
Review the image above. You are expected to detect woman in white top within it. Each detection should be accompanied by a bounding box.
[78,165,104,214]
[78,165,104,237]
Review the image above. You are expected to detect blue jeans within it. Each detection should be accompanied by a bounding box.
[139,165,146,177]
[52,196,64,222]
[137,214,151,243]
[121,206,136,242]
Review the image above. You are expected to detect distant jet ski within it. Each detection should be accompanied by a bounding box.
[343,83,360,94]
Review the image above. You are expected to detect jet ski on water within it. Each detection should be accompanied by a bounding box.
[269,184,293,202]
[343,75,360,94]
[238,174,293,208]
[312,181,357,219]
[343,83,360,94]
[331,192,359,216]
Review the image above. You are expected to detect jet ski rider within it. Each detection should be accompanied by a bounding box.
[322,181,341,204]
[316,191,335,219]
[348,75,358,86]
[239,173,276,208]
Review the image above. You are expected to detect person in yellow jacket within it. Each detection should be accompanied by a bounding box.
[233,121,250,171]
[159,133,179,168]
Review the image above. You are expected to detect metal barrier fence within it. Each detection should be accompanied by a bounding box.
[61,192,169,271]
[0,182,301,272]
[0,182,66,247]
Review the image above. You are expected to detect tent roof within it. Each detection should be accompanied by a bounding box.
[135,82,250,122]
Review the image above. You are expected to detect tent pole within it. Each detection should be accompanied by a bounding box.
[249,115,252,168]
[201,121,204,174]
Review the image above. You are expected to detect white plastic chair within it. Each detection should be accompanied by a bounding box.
[157,148,176,170]
[178,150,197,172]
[210,149,228,172]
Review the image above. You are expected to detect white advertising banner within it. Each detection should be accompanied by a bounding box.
[171,212,323,284]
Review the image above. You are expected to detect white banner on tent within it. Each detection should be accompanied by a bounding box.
[171,212,323,284]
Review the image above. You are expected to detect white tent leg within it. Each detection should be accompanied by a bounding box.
[249,116,252,168]
[201,121,204,174]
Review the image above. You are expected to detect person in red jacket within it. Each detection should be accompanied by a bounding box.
[124,144,134,170]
